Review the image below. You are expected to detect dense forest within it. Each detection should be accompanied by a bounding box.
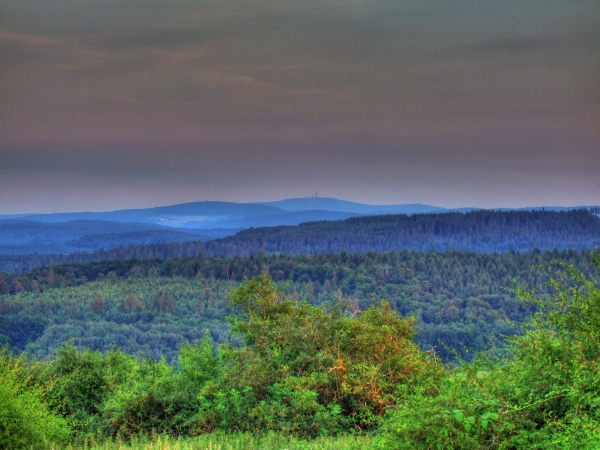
[1,209,599,273]
[2,210,600,448]
[1,249,597,362]
[206,209,600,256]
[3,260,600,449]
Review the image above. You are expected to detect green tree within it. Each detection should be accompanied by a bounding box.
[197,275,440,436]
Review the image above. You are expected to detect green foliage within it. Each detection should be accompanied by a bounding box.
[101,356,195,437]
[248,377,344,436]
[36,275,426,440]
[64,431,372,450]
[0,349,70,449]
[48,345,136,436]
[376,255,600,449]
[3,276,234,362]
[2,252,599,447]
[3,249,597,361]
[179,330,219,388]
[46,343,211,438]
[196,275,439,436]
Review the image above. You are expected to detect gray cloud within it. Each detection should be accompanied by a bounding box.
[0,0,598,212]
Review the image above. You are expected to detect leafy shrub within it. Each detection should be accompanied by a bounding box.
[195,275,440,436]
[0,349,70,449]
[101,332,218,437]
[376,256,600,449]
[101,357,188,437]
[48,345,136,437]
[247,376,346,436]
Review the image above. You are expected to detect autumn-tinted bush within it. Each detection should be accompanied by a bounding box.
[194,275,441,436]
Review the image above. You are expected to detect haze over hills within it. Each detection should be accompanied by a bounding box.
[257,197,449,215]
[0,198,452,229]
[0,198,449,256]
[0,198,598,262]
[0,220,213,256]
[1,208,599,273]
[3,202,284,227]
[2,197,595,227]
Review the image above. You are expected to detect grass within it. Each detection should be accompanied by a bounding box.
[65,432,373,450]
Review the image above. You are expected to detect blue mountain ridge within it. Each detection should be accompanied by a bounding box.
[0,198,597,257]
[0,198,451,229]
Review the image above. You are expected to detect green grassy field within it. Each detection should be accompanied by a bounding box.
[67,432,373,450]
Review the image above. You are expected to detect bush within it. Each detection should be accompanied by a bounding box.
[100,333,219,438]
[195,275,440,436]
[0,349,70,449]
[376,256,600,449]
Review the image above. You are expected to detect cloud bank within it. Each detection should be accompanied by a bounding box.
[0,0,598,212]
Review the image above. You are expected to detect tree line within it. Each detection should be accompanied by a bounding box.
[1,209,599,272]
[1,249,597,361]
[2,260,600,448]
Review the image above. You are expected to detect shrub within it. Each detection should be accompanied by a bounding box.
[195,275,440,436]
[376,256,600,449]
[0,349,70,449]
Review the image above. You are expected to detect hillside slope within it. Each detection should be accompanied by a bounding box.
[203,209,600,256]
[1,209,599,272]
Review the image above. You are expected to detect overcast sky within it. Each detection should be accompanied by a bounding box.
[1,0,598,213]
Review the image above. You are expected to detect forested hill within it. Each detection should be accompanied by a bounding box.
[204,209,600,256]
[1,209,599,272]
[1,249,597,363]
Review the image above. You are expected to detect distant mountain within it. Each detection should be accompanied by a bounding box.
[180,209,365,229]
[1,199,598,264]
[3,199,596,229]
[257,197,448,215]
[2,199,444,229]
[3,209,599,273]
[0,201,370,257]
[15,201,284,227]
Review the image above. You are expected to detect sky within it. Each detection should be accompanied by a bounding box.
[0,0,599,213]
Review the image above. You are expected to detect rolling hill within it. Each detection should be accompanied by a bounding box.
[0,199,598,270]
